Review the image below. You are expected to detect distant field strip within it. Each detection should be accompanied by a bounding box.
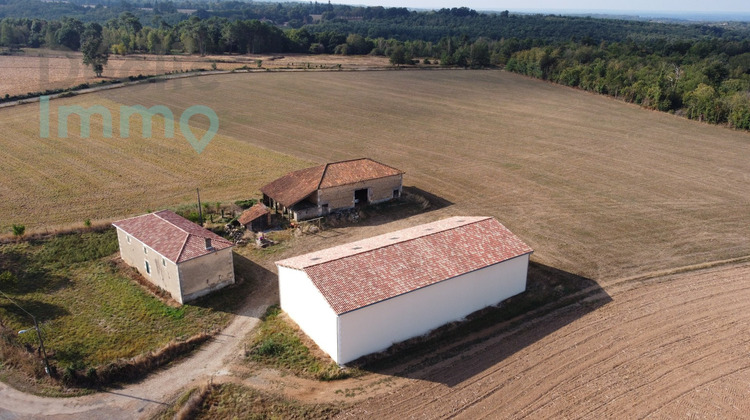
[97,70,750,280]
[339,262,750,419]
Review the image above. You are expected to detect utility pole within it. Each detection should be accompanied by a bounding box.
[0,290,51,376]
[197,188,204,226]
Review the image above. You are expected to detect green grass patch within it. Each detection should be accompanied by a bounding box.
[248,305,358,381]
[0,228,251,392]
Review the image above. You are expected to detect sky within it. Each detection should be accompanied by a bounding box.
[336,0,750,14]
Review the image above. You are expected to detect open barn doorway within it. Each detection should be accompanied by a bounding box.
[354,188,369,207]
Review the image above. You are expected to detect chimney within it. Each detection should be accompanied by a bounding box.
[205,238,213,250]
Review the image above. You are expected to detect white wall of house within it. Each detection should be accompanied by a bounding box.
[115,227,182,300]
[336,254,530,364]
[278,266,339,360]
[178,247,235,303]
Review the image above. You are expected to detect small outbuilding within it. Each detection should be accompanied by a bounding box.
[261,158,404,221]
[275,216,533,365]
[112,210,235,304]
[238,203,271,232]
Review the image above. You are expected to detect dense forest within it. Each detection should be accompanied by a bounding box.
[1,0,750,129]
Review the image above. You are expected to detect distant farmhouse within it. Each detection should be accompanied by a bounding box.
[112,210,235,304]
[276,216,533,365]
[260,158,404,221]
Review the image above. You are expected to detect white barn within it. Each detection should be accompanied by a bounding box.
[275,216,533,365]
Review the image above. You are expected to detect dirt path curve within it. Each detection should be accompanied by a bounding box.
[0,275,277,420]
[337,262,750,419]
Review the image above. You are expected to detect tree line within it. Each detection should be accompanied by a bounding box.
[503,39,750,129]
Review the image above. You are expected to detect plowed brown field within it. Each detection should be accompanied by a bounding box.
[337,262,750,419]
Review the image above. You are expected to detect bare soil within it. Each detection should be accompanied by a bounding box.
[334,262,750,419]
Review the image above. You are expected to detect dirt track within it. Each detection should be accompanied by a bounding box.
[337,262,750,419]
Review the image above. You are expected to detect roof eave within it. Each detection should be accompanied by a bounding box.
[176,243,235,264]
[332,250,534,315]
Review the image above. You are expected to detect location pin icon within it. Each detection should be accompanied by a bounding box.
[179,105,219,154]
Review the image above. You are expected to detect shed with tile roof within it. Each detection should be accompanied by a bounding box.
[275,216,533,364]
[260,158,404,221]
[238,203,271,232]
[112,210,235,304]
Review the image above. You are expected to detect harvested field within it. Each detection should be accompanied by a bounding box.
[337,262,750,419]
[0,49,392,97]
[95,70,750,281]
[0,93,312,233]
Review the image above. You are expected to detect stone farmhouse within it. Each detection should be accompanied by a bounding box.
[112,210,235,304]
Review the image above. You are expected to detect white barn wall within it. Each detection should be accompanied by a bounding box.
[278,266,339,360]
[337,254,530,364]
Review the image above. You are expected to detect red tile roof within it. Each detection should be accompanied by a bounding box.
[276,217,533,314]
[238,203,270,226]
[260,158,403,208]
[112,210,233,263]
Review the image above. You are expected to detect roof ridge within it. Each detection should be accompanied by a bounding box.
[362,157,406,174]
[111,211,157,226]
[175,231,191,263]
[317,162,331,190]
[153,210,191,235]
[287,217,492,269]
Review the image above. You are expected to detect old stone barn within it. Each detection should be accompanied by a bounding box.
[260,158,404,221]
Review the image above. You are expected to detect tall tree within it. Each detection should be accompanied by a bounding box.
[389,45,408,66]
[81,22,108,77]
[55,17,84,50]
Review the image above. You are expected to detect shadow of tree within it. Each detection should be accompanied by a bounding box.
[53,344,87,369]
[0,298,70,325]
[354,262,611,386]
[0,245,72,295]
